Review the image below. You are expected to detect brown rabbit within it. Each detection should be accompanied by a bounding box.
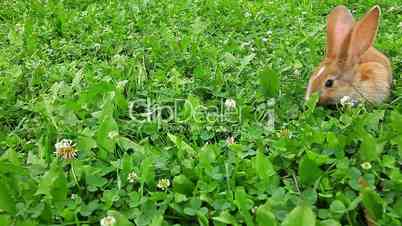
[305,5,392,105]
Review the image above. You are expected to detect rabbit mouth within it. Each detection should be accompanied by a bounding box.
[318,94,358,106]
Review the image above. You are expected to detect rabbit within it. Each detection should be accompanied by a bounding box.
[305,5,392,106]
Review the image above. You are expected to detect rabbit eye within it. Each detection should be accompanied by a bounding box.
[325,79,334,88]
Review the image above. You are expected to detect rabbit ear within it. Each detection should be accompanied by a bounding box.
[347,6,380,63]
[326,5,354,59]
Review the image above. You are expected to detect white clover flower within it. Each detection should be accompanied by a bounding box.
[361,162,372,170]
[80,11,88,17]
[117,80,128,89]
[15,23,24,33]
[240,41,252,48]
[71,194,78,200]
[226,136,235,145]
[262,37,268,42]
[387,6,396,12]
[225,98,236,109]
[108,131,119,139]
[100,215,116,226]
[112,54,127,62]
[340,96,357,107]
[251,207,257,214]
[93,43,101,50]
[127,171,138,183]
[340,96,351,104]
[54,139,78,160]
[157,178,170,190]
[102,76,113,82]
[266,98,276,107]
[102,25,112,33]
[244,12,251,17]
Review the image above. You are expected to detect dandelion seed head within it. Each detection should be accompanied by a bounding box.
[54,139,78,160]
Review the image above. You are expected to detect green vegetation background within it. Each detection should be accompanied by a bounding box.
[0,0,401,225]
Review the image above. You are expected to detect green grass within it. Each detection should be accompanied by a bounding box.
[0,0,402,225]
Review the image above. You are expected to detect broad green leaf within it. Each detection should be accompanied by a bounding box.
[108,210,132,226]
[364,110,384,132]
[35,161,68,206]
[77,135,97,153]
[318,219,341,226]
[173,174,194,196]
[141,158,155,186]
[118,137,142,152]
[393,198,402,217]
[180,95,201,122]
[361,188,383,220]
[121,153,133,176]
[0,215,11,226]
[102,189,120,209]
[184,198,201,216]
[197,212,209,226]
[281,204,316,226]
[0,179,16,214]
[302,189,317,206]
[391,135,402,152]
[15,220,38,226]
[359,133,380,162]
[135,199,159,226]
[304,92,319,112]
[254,149,278,191]
[150,215,164,226]
[213,211,238,225]
[198,144,217,169]
[96,114,118,153]
[80,200,100,217]
[168,133,195,159]
[234,187,254,226]
[347,196,362,211]
[329,200,346,216]
[258,67,280,98]
[256,203,277,226]
[299,155,322,186]
[86,174,108,188]
[238,54,256,75]
[51,167,68,209]
[390,111,402,132]
[2,149,20,165]
[255,149,275,182]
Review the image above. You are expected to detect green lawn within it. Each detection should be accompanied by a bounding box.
[0,0,401,225]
